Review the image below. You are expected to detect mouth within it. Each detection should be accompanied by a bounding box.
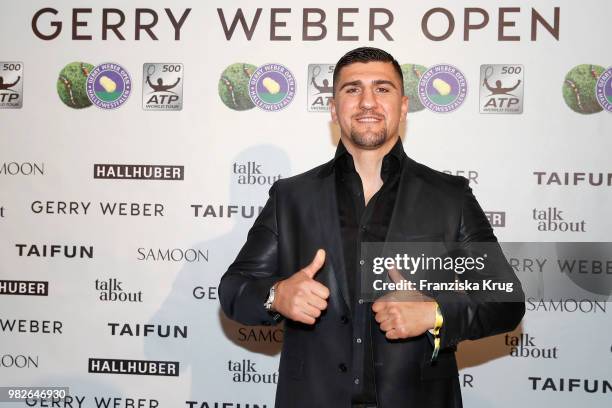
[354,115,383,123]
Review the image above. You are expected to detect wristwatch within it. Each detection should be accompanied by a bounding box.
[264,283,277,312]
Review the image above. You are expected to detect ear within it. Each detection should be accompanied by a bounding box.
[329,97,338,123]
[400,95,409,122]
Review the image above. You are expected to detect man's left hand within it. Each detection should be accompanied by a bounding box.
[372,296,437,339]
[372,266,437,340]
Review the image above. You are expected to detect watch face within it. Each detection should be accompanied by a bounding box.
[264,287,275,310]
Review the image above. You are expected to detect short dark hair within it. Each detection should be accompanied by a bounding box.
[332,47,404,96]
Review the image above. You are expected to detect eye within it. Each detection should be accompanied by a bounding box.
[376,87,390,93]
[345,87,359,94]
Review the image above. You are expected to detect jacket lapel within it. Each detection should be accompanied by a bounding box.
[313,154,425,314]
[385,156,425,243]
[316,165,352,313]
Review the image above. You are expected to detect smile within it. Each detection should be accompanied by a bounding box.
[355,116,383,123]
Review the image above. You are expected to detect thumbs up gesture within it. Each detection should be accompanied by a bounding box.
[272,249,330,325]
[372,265,437,339]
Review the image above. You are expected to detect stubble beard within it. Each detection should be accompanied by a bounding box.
[349,126,388,149]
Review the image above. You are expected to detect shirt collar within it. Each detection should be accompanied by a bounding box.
[331,137,405,174]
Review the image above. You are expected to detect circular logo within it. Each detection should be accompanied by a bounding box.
[401,64,428,113]
[57,62,94,109]
[418,64,467,113]
[562,64,604,114]
[249,63,296,112]
[218,63,257,111]
[86,63,132,109]
[595,66,612,112]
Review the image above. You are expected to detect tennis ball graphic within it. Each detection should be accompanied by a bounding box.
[57,62,94,109]
[562,64,604,114]
[401,64,427,112]
[262,77,281,94]
[99,76,117,93]
[219,63,257,111]
[432,78,452,96]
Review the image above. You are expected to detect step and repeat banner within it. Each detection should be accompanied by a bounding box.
[1,1,611,407]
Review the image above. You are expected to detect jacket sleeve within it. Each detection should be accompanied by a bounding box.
[434,181,525,349]
[218,182,285,326]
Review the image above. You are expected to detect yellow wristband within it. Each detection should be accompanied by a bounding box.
[431,303,443,362]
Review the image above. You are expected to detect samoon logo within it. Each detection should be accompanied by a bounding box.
[87,63,132,109]
[418,64,467,113]
[562,64,605,114]
[249,63,295,111]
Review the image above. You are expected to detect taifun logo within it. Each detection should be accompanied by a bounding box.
[528,377,611,394]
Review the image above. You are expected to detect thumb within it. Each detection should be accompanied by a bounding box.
[388,264,404,284]
[303,249,326,279]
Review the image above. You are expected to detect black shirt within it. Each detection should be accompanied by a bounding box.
[333,138,404,405]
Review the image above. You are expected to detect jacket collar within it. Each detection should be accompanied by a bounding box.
[317,136,406,179]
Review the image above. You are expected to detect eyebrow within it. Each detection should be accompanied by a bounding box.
[338,79,398,92]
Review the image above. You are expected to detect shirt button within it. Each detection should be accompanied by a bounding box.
[354,378,360,385]
[360,225,367,231]
[359,260,365,266]
[358,299,364,304]
[338,363,347,372]
[356,338,362,344]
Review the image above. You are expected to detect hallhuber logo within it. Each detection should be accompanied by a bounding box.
[88,358,179,376]
[86,63,132,109]
[595,66,612,112]
[94,164,184,180]
[418,64,467,113]
[484,211,506,228]
[249,63,295,111]
[0,280,48,296]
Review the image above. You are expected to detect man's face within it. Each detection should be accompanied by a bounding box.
[330,61,408,150]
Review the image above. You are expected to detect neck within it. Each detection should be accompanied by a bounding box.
[341,135,398,204]
[342,135,398,181]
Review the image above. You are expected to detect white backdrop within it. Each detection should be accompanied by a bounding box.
[1,1,611,407]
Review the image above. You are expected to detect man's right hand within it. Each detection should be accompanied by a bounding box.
[272,249,330,325]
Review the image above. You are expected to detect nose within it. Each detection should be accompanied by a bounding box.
[359,87,377,110]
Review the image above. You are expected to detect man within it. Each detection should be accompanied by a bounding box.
[219,47,525,407]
